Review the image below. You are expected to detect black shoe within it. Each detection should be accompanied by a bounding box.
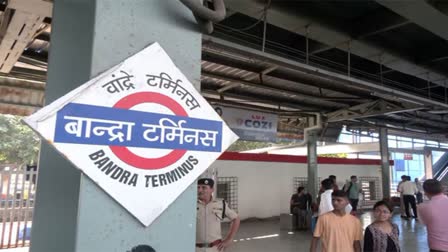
[400,215,407,218]
[404,217,410,220]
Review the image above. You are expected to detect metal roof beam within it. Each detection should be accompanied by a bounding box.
[311,19,411,55]
[326,99,423,122]
[0,0,52,73]
[204,36,448,109]
[201,88,321,111]
[217,65,278,93]
[202,71,348,108]
[376,0,448,42]
[224,0,448,86]
[202,49,369,97]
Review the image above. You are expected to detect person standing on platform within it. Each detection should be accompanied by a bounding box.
[414,178,423,204]
[418,179,448,252]
[312,179,352,232]
[310,190,362,252]
[329,175,339,191]
[398,176,418,220]
[397,175,407,218]
[363,200,400,252]
[343,175,363,214]
[196,178,240,252]
[319,179,352,216]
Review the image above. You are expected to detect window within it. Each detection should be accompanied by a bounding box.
[217,177,238,212]
[359,177,381,209]
[413,139,425,148]
[338,133,353,143]
[293,177,321,195]
[388,139,397,148]
[426,140,439,147]
[397,138,412,148]
[440,142,448,148]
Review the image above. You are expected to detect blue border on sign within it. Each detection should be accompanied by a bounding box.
[54,103,222,152]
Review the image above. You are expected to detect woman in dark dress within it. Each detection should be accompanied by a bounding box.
[364,200,400,252]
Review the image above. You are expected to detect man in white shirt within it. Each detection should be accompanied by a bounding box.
[398,176,418,220]
[414,178,423,204]
[319,178,352,216]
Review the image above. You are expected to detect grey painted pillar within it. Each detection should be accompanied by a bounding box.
[379,128,391,199]
[424,148,433,179]
[30,1,201,252]
[307,132,318,201]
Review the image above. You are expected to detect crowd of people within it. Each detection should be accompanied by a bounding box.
[305,176,447,252]
[290,175,362,231]
[195,175,448,252]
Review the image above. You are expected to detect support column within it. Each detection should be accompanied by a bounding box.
[379,128,391,199]
[307,132,318,201]
[424,148,433,179]
[30,1,201,252]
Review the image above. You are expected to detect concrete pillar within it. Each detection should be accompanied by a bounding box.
[30,1,201,251]
[424,148,433,179]
[379,128,391,199]
[307,132,318,201]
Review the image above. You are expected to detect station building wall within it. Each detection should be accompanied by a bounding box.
[210,153,384,220]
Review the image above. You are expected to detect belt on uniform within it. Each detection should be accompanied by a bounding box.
[195,239,222,248]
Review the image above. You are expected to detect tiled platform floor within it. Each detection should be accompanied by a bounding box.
[223,212,429,252]
[4,212,430,252]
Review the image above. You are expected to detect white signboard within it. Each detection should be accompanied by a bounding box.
[213,105,278,142]
[24,43,238,226]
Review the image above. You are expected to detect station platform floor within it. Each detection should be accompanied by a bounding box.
[4,212,429,252]
[224,212,429,252]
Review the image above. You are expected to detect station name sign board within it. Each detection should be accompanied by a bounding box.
[24,43,238,226]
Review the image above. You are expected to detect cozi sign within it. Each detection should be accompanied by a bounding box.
[236,115,274,130]
[214,106,278,142]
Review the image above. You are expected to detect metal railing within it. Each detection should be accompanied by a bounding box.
[0,165,37,249]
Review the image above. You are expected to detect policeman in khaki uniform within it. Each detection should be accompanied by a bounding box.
[196,178,240,252]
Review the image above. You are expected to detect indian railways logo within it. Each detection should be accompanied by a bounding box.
[54,72,222,170]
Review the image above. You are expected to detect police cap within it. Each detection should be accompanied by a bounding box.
[198,178,214,187]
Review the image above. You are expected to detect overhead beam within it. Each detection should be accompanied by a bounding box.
[310,19,411,55]
[0,0,52,73]
[326,99,423,122]
[203,36,448,110]
[203,46,371,97]
[9,0,53,17]
[376,0,448,42]
[224,0,448,86]
[267,142,381,156]
[202,71,348,108]
[205,97,286,114]
[362,115,448,132]
[217,65,278,93]
[201,88,321,111]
